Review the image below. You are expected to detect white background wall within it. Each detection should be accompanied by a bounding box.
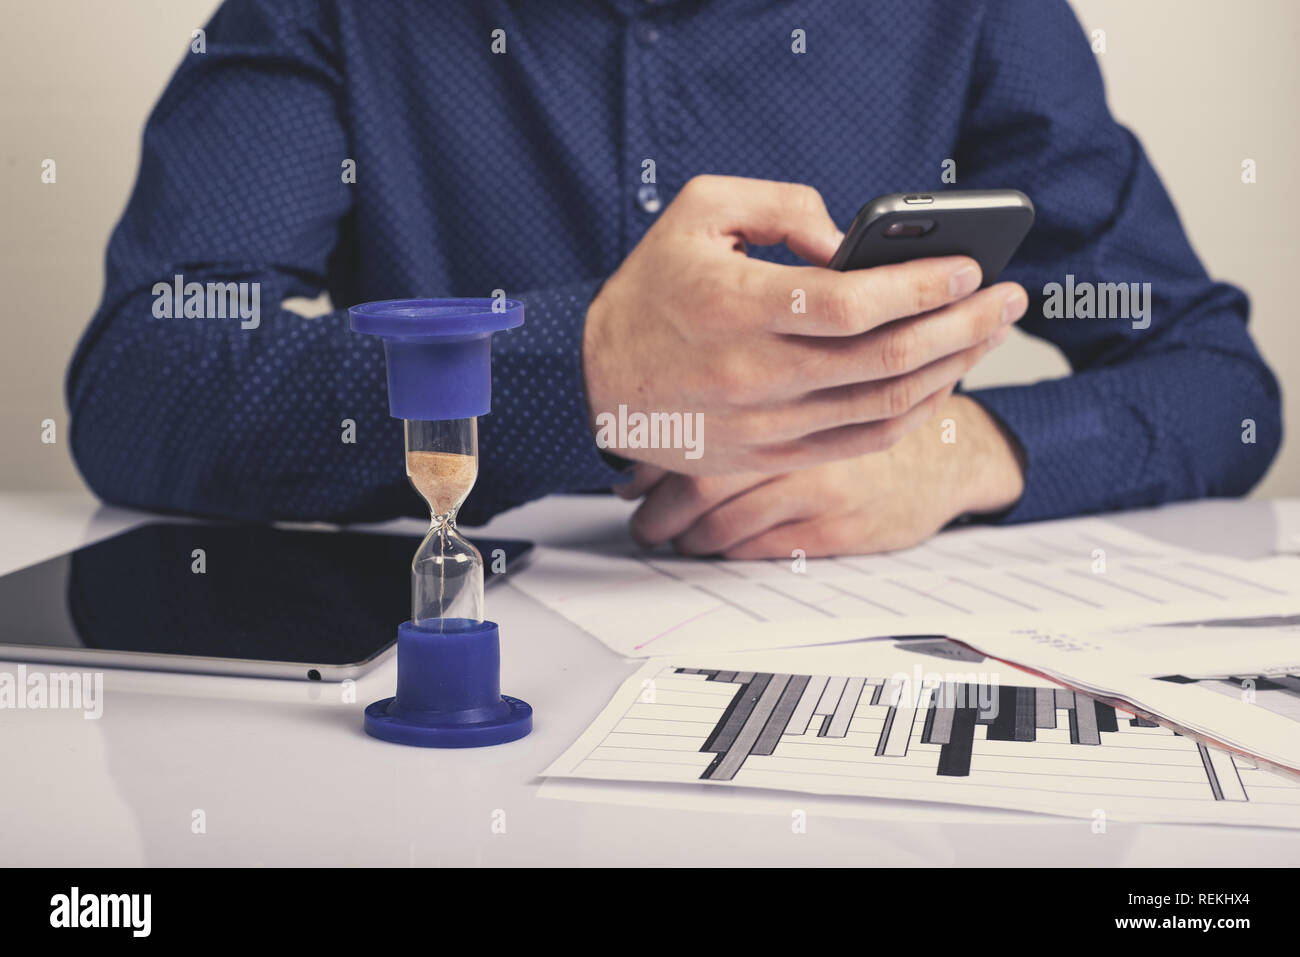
[1,0,1297,496]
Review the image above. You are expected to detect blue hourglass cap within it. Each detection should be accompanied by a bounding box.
[349,298,524,421]
[363,619,532,748]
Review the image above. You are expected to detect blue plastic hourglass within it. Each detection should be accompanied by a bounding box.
[349,298,532,748]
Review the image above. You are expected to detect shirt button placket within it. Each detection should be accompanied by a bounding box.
[627,11,667,248]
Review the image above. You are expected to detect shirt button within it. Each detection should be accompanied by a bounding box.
[634,22,660,47]
[637,184,662,214]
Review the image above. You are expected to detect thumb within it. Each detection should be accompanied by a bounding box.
[679,176,844,267]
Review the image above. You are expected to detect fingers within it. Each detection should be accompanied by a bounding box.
[633,384,958,550]
[767,280,1027,396]
[672,479,815,555]
[673,175,843,267]
[719,513,928,558]
[763,255,982,335]
[731,335,999,444]
[614,464,668,500]
[722,518,850,560]
[630,472,779,546]
[751,382,954,473]
[711,280,1021,407]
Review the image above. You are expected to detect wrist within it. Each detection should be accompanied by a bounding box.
[944,394,1026,516]
[580,286,615,434]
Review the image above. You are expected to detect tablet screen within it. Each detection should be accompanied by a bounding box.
[0,522,530,672]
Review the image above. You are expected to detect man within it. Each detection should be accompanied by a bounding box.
[67,0,1281,557]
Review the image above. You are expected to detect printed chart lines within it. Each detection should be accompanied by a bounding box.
[1157,673,1300,726]
[589,666,1276,807]
[642,546,1246,626]
[549,653,1300,826]
[516,519,1300,659]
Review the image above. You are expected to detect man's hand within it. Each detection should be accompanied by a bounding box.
[582,175,1028,474]
[617,394,1026,558]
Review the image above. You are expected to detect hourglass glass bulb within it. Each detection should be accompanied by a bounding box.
[405,418,484,627]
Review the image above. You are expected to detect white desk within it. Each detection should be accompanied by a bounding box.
[1,490,1296,866]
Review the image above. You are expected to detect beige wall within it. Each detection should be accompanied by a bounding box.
[1,0,226,491]
[1,0,1297,496]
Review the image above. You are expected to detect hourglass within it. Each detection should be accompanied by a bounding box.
[349,298,532,748]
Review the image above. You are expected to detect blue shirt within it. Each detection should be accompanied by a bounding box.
[67,0,1281,527]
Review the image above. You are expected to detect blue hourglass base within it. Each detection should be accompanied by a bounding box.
[364,618,533,748]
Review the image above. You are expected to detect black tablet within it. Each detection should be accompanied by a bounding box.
[0,521,532,680]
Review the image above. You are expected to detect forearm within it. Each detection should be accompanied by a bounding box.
[950,2,1282,523]
[67,282,407,523]
[463,279,627,525]
[65,0,389,521]
[70,277,630,525]
[965,320,1281,523]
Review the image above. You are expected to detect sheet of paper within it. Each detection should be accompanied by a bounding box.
[536,776,1065,826]
[1273,500,1300,554]
[513,514,1300,657]
[543,641,1300,828]
[952,616,1300,772]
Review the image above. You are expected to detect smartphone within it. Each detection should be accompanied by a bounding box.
[829,189,1034,286]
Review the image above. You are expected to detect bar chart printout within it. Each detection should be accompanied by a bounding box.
[545,655,1300,827]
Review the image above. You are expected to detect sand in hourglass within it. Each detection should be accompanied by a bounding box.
[407,451,477,517]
